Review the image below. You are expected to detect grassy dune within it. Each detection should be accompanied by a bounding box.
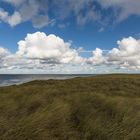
[0,74,140,140]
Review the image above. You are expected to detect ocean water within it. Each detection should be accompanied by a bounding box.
[0,74,93,87]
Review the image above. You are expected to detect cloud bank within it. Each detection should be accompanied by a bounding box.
[0,32,140,73]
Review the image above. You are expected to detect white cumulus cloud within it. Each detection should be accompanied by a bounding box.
[108,36,140,69]
[0,47,9,57]
[87,48,106,65]
[0,47,10,68]
[16,32,84,64]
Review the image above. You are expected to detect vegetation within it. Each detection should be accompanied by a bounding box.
[0,74,140,140]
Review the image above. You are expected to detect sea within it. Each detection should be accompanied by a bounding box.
[0,74,94,87]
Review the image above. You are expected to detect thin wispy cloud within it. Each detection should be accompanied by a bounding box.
[1,0,140,28]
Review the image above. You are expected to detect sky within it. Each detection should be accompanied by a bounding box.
[0,0,140,74]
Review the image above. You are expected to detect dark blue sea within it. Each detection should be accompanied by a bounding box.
[0,74,94,87]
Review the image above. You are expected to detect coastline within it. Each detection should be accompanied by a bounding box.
[0,74,95,87]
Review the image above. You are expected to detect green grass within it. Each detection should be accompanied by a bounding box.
[0,74,140,140]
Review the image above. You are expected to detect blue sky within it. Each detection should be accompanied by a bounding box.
[0,0,140,74]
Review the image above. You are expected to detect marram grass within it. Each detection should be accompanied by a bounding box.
[0,74,140,140]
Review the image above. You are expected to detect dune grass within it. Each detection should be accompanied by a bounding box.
[0,74,140,140]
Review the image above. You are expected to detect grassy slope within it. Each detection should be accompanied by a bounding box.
[0,74,140,140]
